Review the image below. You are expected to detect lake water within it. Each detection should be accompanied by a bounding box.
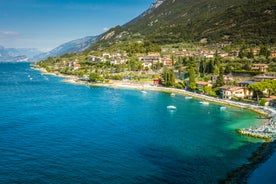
[0,62,268,183]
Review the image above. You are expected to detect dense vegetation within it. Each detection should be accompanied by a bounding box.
[91,0,275,50]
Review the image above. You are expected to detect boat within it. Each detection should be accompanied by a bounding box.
[220,106,227,111]
[185,96,192,99]
[200,101,209,105]
[141,91,147,94]
[170,93,176,97]
[167,105,177,110]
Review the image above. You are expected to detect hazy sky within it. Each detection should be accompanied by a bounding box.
[0,0,153,51]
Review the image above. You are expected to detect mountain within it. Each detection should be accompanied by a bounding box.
[0,45,29,62]
[125,0,165,26]
[31,35,99,61]
[6,48,43,58]
[94,0,275,48]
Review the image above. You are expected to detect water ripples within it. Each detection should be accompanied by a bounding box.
[0,63,264,183]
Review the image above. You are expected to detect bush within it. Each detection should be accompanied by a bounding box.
[259,99,267,106]
[175,82,185,89]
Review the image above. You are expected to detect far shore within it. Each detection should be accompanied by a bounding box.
[34,66,276,141]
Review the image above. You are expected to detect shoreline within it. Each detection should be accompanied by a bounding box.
[34,66,276,139]
[34,66,276,182]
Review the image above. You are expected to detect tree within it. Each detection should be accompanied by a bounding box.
[188,68,196,91]
[207,59,215,74]
[247,48,254,58]
[162,68,175,87]
[259,45,271,58]
[214,67,225,88]
[264,80,276,97]
[238,47,245,58]
[248,82,265,103]
[199,58,206,74]
[224,65,232,74]
[89,72,100,82]
[203,86,217,97]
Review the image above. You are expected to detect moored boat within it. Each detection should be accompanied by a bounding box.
[167,105,177,110]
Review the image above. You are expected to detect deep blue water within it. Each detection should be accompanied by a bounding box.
[0,62,267,183]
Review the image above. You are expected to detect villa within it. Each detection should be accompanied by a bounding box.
[220,85,253,99]
[73,63,81,70]
[142,52,161,64]
[251,64,269,72]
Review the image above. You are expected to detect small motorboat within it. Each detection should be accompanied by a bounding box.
[200,101,209,105]
[170,93,176,97]
[167,105,177,110]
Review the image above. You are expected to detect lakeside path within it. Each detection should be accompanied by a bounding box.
[34,66,276,141]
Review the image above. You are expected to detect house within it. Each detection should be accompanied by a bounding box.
[196,81,212,88]
[251,64,268,72]
[153,78,160,85]
[73,63,81,70]
[264,96,276,107]
[110,57,127,65]
[223,74,234,83]
[175,51,194,57]
[162,57,173,67]
[254,75,276,82]
[230,50,239,57]
[142,61,152,69]
[142,52,161,64]
[202,53,214,58]
[272,50,276,57]
[220,86,253,99]
[110,59,119,65]
[88,56,102,62]
[102,52,111,59]
[238,81,255,87]
[136,53,145,61]
[253,48,260,56]
[219,52,228,58]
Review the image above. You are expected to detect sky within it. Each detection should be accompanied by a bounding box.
[0,0,153,51]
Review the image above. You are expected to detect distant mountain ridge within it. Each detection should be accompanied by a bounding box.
[31,35,99,61]
[0,45,42,62]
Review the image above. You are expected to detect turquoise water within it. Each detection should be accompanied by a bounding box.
[0,63,265,183]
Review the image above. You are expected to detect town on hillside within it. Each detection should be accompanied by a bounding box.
[36,44,276,107]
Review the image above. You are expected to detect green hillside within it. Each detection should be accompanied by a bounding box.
[93,0,275,48]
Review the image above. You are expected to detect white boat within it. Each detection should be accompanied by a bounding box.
[185,96,192,99]
[167,105,177,110]
[170,93,176,97]
[220,106,227,110]
[200,101,209,105]
[141,91,147,94]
